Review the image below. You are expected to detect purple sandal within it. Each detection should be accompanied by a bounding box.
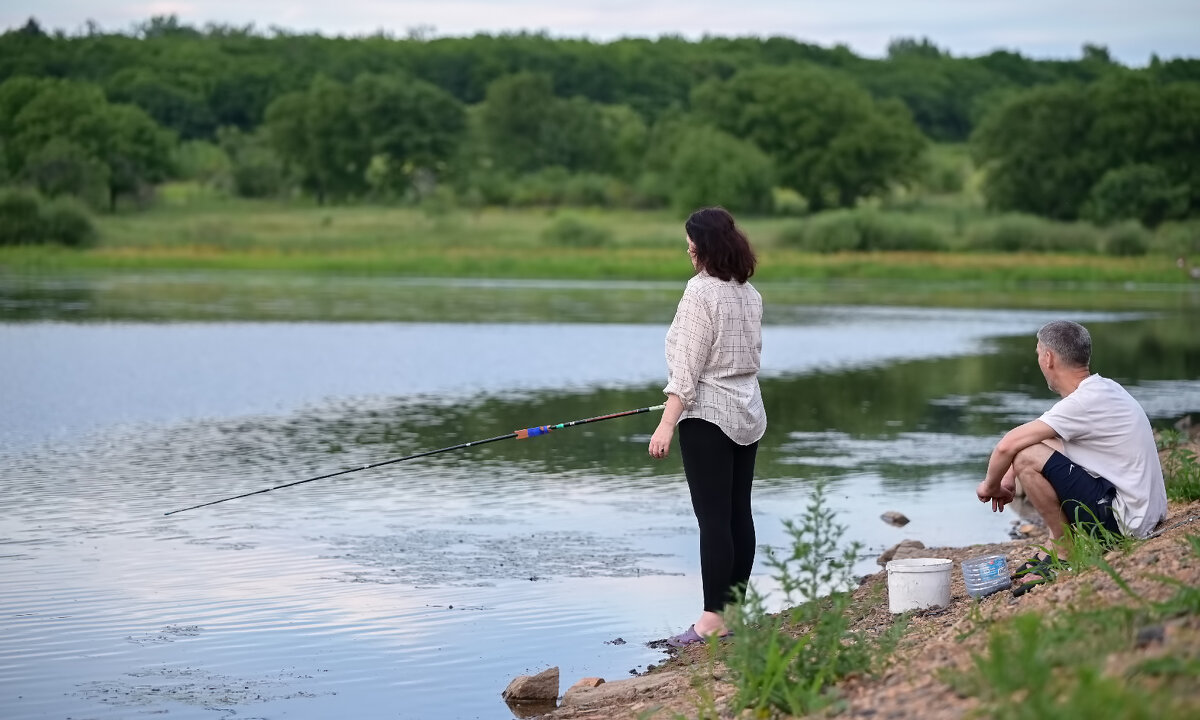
[665,625,734,648]
[665,625,705,648]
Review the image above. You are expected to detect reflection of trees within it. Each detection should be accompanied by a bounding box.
[0,281,97,319]
[270,314,1200,490]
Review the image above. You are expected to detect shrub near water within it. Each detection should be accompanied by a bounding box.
[539,214,613,247]
[0,187,98,247]
[967,214,1099,253]
[779,209,948,252]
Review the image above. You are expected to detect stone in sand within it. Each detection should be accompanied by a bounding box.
[877,539,926,566]
[502,666,560,702]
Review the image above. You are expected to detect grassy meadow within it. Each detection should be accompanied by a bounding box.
[3,156,1199,314]
[2,189,1194,283]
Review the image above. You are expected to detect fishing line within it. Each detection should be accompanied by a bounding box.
[164,404,665,516]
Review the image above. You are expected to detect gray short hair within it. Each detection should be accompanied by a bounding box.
[1037,320,1091,368]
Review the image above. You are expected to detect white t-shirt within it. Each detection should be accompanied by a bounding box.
[1039,374,1167,538]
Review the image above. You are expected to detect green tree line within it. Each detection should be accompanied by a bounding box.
[1,15,1198,230]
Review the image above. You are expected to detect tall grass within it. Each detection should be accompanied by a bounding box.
[1163,446,1200,502]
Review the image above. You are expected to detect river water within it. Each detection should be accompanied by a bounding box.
[2,274,1198,719]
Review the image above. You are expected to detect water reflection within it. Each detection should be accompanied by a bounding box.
[1,303,1198,720]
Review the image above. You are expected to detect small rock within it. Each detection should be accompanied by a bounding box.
[501,666,559,702]
[571,677,605,689]
[604,637,626,645]
[878,539,926,565]
[1019,523,1037,536]
[562,677,606,704]
[881,511,910,527]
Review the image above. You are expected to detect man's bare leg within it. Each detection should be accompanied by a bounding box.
[1011,442,1072,574]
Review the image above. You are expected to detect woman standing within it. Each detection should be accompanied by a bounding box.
[649,207,766,647]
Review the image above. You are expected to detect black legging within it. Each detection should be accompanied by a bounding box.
[678,418,758,612]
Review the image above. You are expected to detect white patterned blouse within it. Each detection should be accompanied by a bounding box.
[663,271,766,445]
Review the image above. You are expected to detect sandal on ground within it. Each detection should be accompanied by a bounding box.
[665,625,733,648]
[1010,554,1064,597]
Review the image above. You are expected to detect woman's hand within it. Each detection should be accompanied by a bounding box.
[649,423,674,459]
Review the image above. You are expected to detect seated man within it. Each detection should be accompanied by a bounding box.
[976,320,1167,591]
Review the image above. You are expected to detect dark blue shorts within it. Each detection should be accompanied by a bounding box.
[1042,451,1122,536]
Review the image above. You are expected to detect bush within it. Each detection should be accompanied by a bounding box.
[459,170,514,207]
[41,196,98,247]
[778,209,948,252]
[0,186,99,247]
[509,167,571,207]
[918,144,970,194]
[0,187,45,245]
[1102,222,1150,257]
[1152,220,1200,257]
[968,214,1100,253]
[630,172,670,209]
[172,140,232,189]
[561,172,626,208]
[667,126,774,215]
[540,214,613,247]
[20,138,110,207]
[1084,164,1188,229]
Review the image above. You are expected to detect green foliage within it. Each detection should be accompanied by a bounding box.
[916,143,970,194]
[105,67,215,139]
[3,24,1196,226]
[1157,428,1189,451]
[951,561,1200,720]
[539,214,613,247]
[264,73,467,203]
[724,482,905,716]
[477,72,627,178]
[1101,222,1151,257]
[0,76,175,210]
[1152,220,1200,257]
[1085,164,1189,228]
[666,126,774,215]
[350,73,467,192]
[1163,447,1200,502]
[693,66,926,210]
[41,195,99,247]
[779,209,948,252]
[172,139,233,191]
[973,76,1200,223]
[216,127,286,199]
[967,214,1100,253]
[0,186,98,247]
[19,137,110,206]
[0,186,43,245]
[972,84,1099,220]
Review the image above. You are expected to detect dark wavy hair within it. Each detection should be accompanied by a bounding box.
[685,207,756,283]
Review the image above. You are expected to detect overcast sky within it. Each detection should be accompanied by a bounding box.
[5,1,1198,65]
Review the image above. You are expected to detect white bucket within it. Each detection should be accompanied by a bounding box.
[886,558,952,613]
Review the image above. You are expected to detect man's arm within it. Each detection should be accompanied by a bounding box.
[977,420,1059,505]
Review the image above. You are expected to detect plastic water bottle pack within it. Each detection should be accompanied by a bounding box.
[961,554,1011,598]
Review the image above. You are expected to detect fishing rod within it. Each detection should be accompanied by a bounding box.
[164,403,666,516]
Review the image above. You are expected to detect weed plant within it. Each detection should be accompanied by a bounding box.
[723,482,906,717]
[1163,446,1200,502]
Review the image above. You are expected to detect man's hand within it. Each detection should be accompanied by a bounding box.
[977,478,1015,512]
